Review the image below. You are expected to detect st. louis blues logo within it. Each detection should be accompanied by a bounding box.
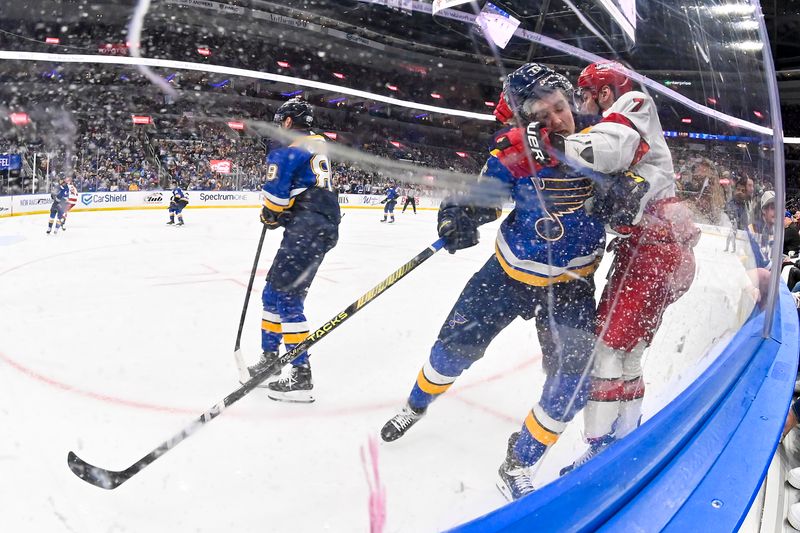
[448,311,468,328]
[531,175,593,242]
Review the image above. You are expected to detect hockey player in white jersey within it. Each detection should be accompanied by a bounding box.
[61,177,78,231]
[558,62,701,472]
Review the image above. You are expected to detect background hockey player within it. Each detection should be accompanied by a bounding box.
[246,97,340,403]
[380,182,399,223]
[167,181,189,225]
[47,176,70,234]
[379,63,606,500]
[556,62,700,471]
[60,177,78,231]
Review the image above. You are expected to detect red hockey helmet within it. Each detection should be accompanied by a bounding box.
[577,62,633,99]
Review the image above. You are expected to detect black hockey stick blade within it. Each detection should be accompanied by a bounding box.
[66,238,445,489]
[67,451,130,490]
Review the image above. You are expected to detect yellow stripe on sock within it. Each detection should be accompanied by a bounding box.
[261,320,282,333]
[524,411,560,446]
[416,369,452,395]
[283,332,309,344]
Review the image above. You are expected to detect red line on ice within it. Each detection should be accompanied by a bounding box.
[0,349,541,423]
[0,350,196,415]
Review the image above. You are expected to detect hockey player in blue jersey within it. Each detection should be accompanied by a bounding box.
[379,64,606,500]
[167,181,188,225]
[380,182,399,223]
[245,97,341,403]
[47,177,70,234]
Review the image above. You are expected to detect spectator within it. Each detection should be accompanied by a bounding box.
[784,209,800,257]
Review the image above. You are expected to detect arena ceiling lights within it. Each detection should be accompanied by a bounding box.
[0,51,496,122]
[0,50,786,141]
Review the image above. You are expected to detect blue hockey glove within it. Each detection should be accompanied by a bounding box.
[437,205,479,254]
[585,171,649,227]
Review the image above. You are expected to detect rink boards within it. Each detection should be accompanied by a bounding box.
[0,190,449,217]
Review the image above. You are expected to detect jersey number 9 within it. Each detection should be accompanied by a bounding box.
[310,154,332,191]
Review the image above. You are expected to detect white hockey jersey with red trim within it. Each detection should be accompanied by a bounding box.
[563,90,676,225]
[67,184,78,206]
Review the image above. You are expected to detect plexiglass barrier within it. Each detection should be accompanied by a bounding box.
[0,1,787,531]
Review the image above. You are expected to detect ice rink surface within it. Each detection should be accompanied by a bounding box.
[0,207,751,532]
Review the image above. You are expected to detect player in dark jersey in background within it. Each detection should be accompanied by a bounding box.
[167,182,188,226]
[47,177,70,234]
[246,97,341,403]
[380,182,399,223]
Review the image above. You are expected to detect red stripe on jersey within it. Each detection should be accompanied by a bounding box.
[601,112,635,130]
[601,112,650,165]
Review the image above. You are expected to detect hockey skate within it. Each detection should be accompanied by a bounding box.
[380,403,426,442]
[496,432,538,501]
[243,351,282,387]
[559,434,615,476]
[166,220,175,225]
[267,363,314,403]
[176,220,184,226]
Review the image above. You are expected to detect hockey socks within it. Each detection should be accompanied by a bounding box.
[407,359,459,411]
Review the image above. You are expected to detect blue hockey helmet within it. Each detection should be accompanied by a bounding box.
[496,63,574,122]
[273,97,314,128]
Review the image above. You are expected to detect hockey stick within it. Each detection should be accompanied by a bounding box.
[67,237,446,489]
[233,225,268,383]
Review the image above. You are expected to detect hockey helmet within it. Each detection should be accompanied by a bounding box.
[273,97,314,128]
[494,63,574,122]
[577,61,633,99]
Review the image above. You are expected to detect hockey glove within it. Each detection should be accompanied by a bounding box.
[585,171,650,228]
[437,205,480,254]
[260,206,292,229]
[492,122,559,178]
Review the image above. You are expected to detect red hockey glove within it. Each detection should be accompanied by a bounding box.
[492,122,558,178]
[493,91,514,123]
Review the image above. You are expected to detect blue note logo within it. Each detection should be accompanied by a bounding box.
[81,193,94,206]
[448,311,468,328]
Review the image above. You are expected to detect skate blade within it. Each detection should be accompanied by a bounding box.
[495,478,515,502]
[267,390,315,403]
[238,378,275,389]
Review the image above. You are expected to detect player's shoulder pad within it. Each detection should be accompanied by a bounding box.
[290,132,326,148]
[612,90,652,114]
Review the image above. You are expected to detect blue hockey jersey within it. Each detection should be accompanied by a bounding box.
[262,133,339,223]
[52,183,69,204]
[384,187,399,201]
[171,187,187,202]
[482,156,606,286]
